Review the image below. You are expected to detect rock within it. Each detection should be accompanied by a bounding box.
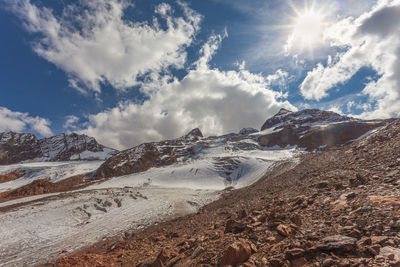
[290,257,308,267]
[191,246,204,258]
[332,192,356,211]
[237,210,247,220]
[316,235,357,253]
[219,240,251,266]
[151,249,170,267]
[225,219,247,234]
[371,236,389,245]
[276,224,291,237]
[268,257,285,267]
[369,196,400,206]
[356,173,367,184]
[239,128,258,135]
[380,246,400,263]
[290,214,302,226]
[316,181,329,188]
[322,258,337,267]
[285,248,305,259]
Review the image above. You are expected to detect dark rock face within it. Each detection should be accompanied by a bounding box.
[186,128,203,138]
[95,143,177,178]
[39,133,105,161]
[239,128,258,135]
[0,132,116,165]
[258,109,388,151]
[0,132,41,164]
[95,129,204,179]
[258,121,386,151]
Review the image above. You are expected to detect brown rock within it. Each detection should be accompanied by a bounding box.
[290,257,307,267]
[290,214,302,227]
[0,171,25,183]
[219,240,251,266]
[151,249,170,267]
[285,248,305,259]
[277,224,291,237]
[225,219,247,234]
[316,235,357,253]
[237,210,247,219]
[380,246,400,263]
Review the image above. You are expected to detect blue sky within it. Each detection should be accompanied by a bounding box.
[1,0,399,149]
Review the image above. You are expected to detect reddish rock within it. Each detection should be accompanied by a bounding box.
[277,224,291,237]
[151,249,170,267]
[0,171,24,183]
[219,240,251,266]
[290,257,308,267]
[225,219,247,234]
[290,214,302,227]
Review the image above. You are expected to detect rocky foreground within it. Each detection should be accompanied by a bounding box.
[42,119,400,266]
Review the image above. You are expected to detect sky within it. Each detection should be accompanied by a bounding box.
[1,0,400,149]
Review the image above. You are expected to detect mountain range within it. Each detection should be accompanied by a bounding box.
[0,108,397,267]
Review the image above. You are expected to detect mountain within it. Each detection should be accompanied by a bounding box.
[50,118,400,267]
[94,127,293,189]
[0,132,117,165]
[95,108,387,181]
[258,108,387,151]
[0,108,396,267]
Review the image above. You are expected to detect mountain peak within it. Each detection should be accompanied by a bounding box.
[275,108,293,117]
[261,108,356,131]
[186,128,203,138]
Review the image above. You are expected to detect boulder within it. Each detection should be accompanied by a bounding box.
[316,235,357,253]
[219,240,251,266]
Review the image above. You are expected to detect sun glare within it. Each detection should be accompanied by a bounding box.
[283,1,330,57]
[293,10,324,47]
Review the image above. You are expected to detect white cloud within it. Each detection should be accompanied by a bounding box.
[327,106,343,115]
[82,34,296,150]
[63,115,79,130]
[6,0,201,93]
[0,107,53,136]
[300,0,400,119]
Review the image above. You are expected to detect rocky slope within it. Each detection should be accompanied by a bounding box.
[51,118,400,267]
[0,132,117,165]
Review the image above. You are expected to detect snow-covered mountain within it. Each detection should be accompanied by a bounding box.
[95,127,296,188]
[260,108,356,131]
[258,108,387,151]
[95,108,387,182]
[0,132,117,165]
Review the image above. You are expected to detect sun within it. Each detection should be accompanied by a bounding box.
[284,1,329,56]
[292,9,325,48]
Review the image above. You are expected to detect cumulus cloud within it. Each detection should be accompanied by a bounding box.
[0,107,53,136]
[300,0,400,119]
[63,115,79,130]
[6,0,201,93]
[83,35,295,150]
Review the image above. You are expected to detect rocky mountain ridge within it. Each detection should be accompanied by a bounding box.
[258,108,387,151]
[0,132,117,165]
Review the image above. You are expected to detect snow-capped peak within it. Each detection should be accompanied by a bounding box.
[261,108,356,131]
[186,128,203,138]
[274,108,293,117]
[0,132,118,164]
